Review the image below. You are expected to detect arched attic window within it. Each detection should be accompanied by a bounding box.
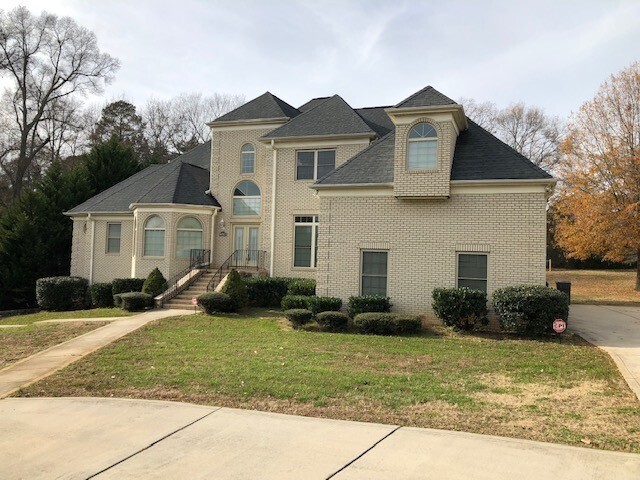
[407,123,438,170]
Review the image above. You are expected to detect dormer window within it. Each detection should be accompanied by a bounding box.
[296,149,336,180]
[241,143,255,174]
[407,123,437,170]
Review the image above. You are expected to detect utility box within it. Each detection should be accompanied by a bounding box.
[556,281,571,305]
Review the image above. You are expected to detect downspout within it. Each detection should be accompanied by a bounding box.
[269,139,277,277]
[88,213,95,284]
[210,208,218,266]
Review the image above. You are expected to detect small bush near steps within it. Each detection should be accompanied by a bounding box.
[197,292,235,314]
[120,292,153,312]
[284,309,313,327]
[142,267,167,297]
[316,311,349,332]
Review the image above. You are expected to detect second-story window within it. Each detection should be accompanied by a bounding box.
[241,143,255,174]
[296,149,336,180]
[233,180,261,216]
[407,123,437,170]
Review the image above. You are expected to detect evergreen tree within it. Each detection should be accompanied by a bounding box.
[83,136,141,193]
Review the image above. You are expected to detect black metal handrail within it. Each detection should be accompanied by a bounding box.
[206,249,266,292]
[159,249,211,307]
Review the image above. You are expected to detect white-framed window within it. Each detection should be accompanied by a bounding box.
[241,143,255,174]
[233,180,261,216]
[143,215,165,257]
[176,217,203,259]
[106,223,121,254]
[457,253,488,293]
[407,123,437,170]
[293,215,319,268]
[296,149,336,180]
[361,250,388,296]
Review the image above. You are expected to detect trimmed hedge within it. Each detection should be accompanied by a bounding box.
[287,278,316,296]
[308,296,342,315]
[221,269,248,310]
[142,268,167,297]
[353,313,421,335]
[316,311,349,332]
[492,285,570,335]
[281,295,313,310]
[112,278,144,295]
[120,292,153,312]
[347,295,392,318]
[198,292,234,314]
[245,277,290,307]
[284,308,313,326]
[431,287,488,331]
[89,282,114,308]
[36,276,88,311]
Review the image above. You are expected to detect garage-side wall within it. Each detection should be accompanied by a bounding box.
[70,217,90,279]
[92,218,134,283]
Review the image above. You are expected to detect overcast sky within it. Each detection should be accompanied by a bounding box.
[5,0,640,118]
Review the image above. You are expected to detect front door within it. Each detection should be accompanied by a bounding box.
[233,225,260,267]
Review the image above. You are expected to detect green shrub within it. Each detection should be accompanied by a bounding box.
[492,285,570,335]
[353,313,421,335]
[347,295,392,317]
[281,295,313,310]
[89,282,113,308]
[244,277,290,307]
[197,292,234,314]
[35,276,89,311]
[221,269,248,310]
[287,278,316,296]
[316,311,349,332]
[284,308,313,326]
[308,296,342,315]
[113,294,123,308]
[431,287,488,331]
[120,292,153,312]
[142,267,167,297]
[111,278,145,295]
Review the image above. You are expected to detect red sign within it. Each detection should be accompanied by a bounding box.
[553,319,566,334]
[191,297,198,306]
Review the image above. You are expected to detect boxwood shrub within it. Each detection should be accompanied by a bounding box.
[89,282,114,308]
[36,276,88,311]
[142,267,167,297]
[221,269,248,310]
[281,294,313,310]
[316,311,349,332]
[120,292,153,312]
[347,295,392,318]
[308,296,342,315]
[287,278,316,296]
[197,292,234,314]
[113,293,123,308]
[353,312,421,335]
[284,308,313,326]
[492,285,570,335]
[431,287,488,331]
[112,278,145,295]
[244,277,290,307]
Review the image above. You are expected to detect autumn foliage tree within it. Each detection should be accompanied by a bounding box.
[554,62,640,290]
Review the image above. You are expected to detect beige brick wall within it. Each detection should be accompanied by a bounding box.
[93,219,134,283]
[70,217,90,279]
[316,192,548,314]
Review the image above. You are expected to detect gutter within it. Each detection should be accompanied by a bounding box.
[259,132,377,143]
[310,182,394,190]
[450,178,557,186]
[270,139,277,277]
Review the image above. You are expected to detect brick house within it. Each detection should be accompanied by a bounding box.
[67,86,555,311]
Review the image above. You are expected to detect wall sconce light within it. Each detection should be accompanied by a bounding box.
[219,218,226,230]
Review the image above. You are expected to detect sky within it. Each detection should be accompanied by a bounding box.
[4,0,640,119]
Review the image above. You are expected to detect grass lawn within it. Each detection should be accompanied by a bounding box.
[1,322,107,369]
[16,311,640,453]
[547,269,640,305]
[0,308,133,326]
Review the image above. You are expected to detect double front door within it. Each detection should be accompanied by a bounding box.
[233,225,260,267]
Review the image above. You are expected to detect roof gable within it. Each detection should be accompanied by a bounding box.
[395,85,457,108]
[212,92,300,123]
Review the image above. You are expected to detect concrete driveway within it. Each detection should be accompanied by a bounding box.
[570,304,640,400]
[1,397,639,480]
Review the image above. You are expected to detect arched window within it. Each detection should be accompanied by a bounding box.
[176,217,203,259]
[143,215,165,256]
[241,143,255,174]
[233,181,261,216]
[407,123,437,170]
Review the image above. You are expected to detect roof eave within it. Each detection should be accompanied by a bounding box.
[260,132,377,143]
[311,182,394,190]
[64,210,133,217]
[450,178,556,186]
[207,117,291,128]
[385,104,468,131]
[128,202,221,210]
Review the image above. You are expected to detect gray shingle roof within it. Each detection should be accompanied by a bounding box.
[355,107,394,137]
[262,95,376,139]
[212,92,300,123]
[395,85,457,108]
[298,97,330,112]
[67,143,219,214]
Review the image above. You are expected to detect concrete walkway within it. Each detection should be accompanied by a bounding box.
[0,397,638,479]
[0,309,192,398]
[570,304,640,400]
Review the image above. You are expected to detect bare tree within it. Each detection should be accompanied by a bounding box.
[458,97,498,134]
[0,6,119,201]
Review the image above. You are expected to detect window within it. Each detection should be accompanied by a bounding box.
[293,215,319,268]
[407,123,437,170]
[143,215,165,257]
[361,251,388,296]
[296,149,336,180]
[107,223,121,254]
[233,181,261,216]
[241,143,255,174]
[176,217,203,259]
[457,253,488,293]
